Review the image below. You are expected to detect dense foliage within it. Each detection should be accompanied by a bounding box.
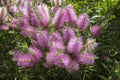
[0,0,120,80]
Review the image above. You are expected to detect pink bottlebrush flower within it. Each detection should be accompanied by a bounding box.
[49,31,63,42]
[49,41,65,52]
[29,46,43,62]
[78,53,95,65]
[91,25,101,37]
[30,11,40,27]
[46,50,69,68]
[36,31,49,51]
[66,4,77,23]
[12,50,35,67]
[17,54,35,67]
[20,25,38,39]
[76,13,90,31]
[66,60,79,73]
[62,8,70,23]
[56,53,71,68]
[62,28,75,43]
[12,50,23,60]
[45,50,59,66]
[37,4,49,29]
[52,8,62,25]
[0,25,9,30]
[55,9,67,29]
[67,37,83,54]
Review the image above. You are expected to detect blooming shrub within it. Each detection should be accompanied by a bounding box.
[0,0,102,73]
[6,0,120,80]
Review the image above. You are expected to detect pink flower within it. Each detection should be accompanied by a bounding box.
[0,25,9,30]
[37,4,49,29]
[36,31,49,51]
[49,31,63,42]
[56,53,71,68]
[76,13,90,30]
[46,50,71,68]
[62,28,75,43]
[67,37,83,54]
[91,25,101,37]
[45,50,59,66]
[12,50,35,67]
[17,54,34,67]
[78,53,95,65]
[20,25,38,39]
[48,41,65,52]
[52,8,62,25]
[30,11,40,27]
[29,46,43,62]
[66,4,77,23]
[66,60,79,73]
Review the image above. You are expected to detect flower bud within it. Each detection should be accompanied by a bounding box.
[91,25,101,37]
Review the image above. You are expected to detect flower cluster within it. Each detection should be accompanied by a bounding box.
[1,0,101,73]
